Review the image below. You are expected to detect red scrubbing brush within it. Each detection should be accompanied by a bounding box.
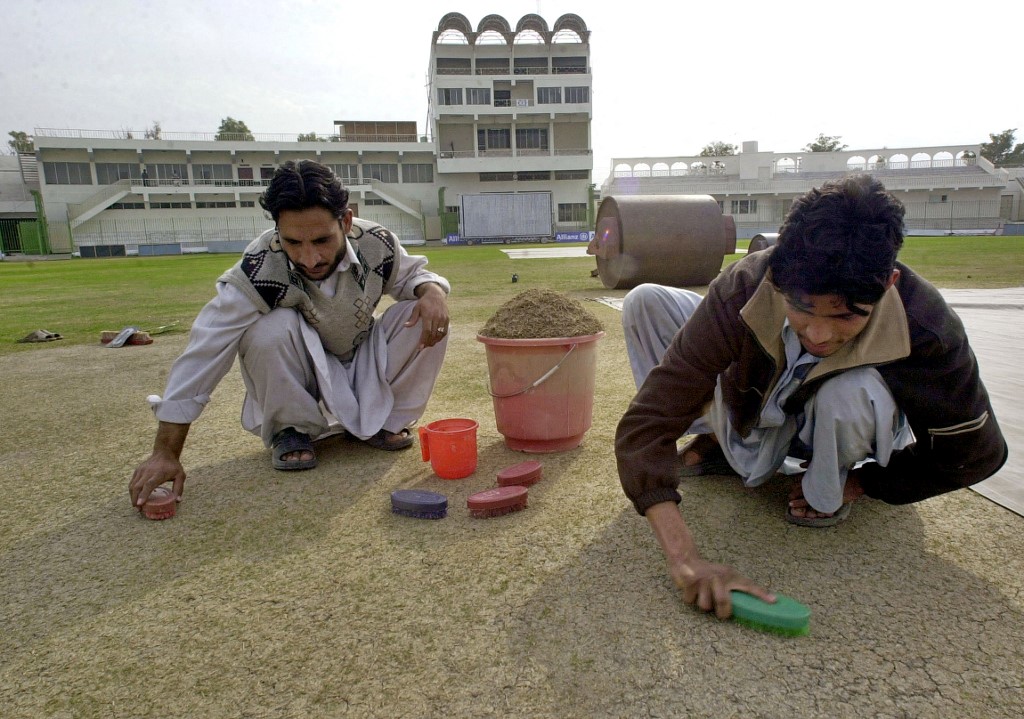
[467,486,528,518]
[497,460,543,487]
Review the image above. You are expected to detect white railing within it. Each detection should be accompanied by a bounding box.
[35,128,429,144]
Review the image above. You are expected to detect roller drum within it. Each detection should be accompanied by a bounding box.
[590,195,736,289]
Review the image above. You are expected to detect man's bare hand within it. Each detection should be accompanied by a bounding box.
[645,501,774,619]
[668,556,775,620]
[130,451,186,507]
[407,282,450,348]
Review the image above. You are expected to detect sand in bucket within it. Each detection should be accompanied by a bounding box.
[478,289,604,452]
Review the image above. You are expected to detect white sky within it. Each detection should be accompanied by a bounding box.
[1,0,1020,185]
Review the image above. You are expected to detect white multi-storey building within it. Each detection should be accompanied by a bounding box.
[4,12,594,257]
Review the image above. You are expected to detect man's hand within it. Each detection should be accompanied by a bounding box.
[129,421,190,507]
[646,501,774,619]
[407,282,450,349]
[668,556,775,620]
[130,451,186,507]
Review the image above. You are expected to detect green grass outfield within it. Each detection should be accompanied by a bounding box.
[1,236,1021,355]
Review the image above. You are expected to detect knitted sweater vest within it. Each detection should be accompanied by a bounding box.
[220,217,399,361]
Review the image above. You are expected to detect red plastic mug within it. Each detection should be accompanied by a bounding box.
[419,418,478,479]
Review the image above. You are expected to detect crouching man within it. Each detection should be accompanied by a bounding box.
[616,174,1007,617]
[131,160,450,507]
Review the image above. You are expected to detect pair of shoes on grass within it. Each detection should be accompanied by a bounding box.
[271,426,415,470]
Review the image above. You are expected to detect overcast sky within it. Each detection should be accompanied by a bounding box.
[2,0,1020,185]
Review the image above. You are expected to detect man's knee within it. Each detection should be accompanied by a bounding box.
[622,283,671,325]
[240,308,303,356]
[812,368,892,423]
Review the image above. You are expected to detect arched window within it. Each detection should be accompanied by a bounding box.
[670,162,688,176]
[652,162,670,177]
[613,163,633,178]
[933,151,954,168]
[846,156,867,171]
[633,163,651,178]
[776,157,796,174]
[889,153,909,170]
[910,152,931,168]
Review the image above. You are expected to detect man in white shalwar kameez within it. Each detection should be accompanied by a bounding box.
[130,160,450,508]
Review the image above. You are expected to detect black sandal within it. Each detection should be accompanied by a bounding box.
[272,428,318,470]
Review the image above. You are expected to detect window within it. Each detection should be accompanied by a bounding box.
[537,87,561,104]
[480,172,514,182]
[149,201,192,209]
[327,164,359,184]
[555,170,589,180]
[195,201,237,208]
[730,199,758,215]
[42,162,91,185]
[445,205,460,215]
[929,194,949,204]
[110,202,145,210]
[466,88,491,105]
[363,164,399,183]
[437,88,463,105]
[552,56,587,74]
[478,128,511,151]
[558,203,587,222]
[516,171,550,181]
[515,128,548,150]
[564,86,590,103]
[153,163,190,184]
[95,163,140,184]
[402,164,434,183]
[240,200,256,207]
[364,199,392,206]
[494,90,511,107]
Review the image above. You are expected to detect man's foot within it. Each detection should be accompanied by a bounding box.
[272,428,318,470]
[678,433,736,477]
[364,428,415,452]
[786,482,852,527]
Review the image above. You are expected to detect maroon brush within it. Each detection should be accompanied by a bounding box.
[140,486,177,520]
[497,460,543,487]
[467,485,528,518]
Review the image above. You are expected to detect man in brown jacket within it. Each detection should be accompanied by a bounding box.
[616,174,1007,618]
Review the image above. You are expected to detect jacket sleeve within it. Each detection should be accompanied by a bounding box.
[860,304,1008,504]
[615,279,746,515]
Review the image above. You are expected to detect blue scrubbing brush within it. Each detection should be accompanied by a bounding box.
[729,590,811,636]
[390,489,448,520]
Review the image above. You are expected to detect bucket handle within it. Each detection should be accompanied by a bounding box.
[487,344,577,398]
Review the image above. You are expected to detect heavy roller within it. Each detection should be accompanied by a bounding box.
[588,195,737,289]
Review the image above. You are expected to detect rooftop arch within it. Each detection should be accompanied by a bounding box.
[552,13,590,42]
[436,13,472,37]
[516,14,550,35]
[477,14,513,41]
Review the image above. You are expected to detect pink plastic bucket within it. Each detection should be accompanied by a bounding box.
[477,332,604,453]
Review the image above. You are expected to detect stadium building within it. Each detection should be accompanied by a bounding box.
[3,12,594,257]
[602,141,1023,237]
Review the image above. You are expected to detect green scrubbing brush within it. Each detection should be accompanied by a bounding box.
[729,590,811,636]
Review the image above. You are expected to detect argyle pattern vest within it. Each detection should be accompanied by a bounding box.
[220,217,400,360]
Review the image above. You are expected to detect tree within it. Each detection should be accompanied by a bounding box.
[699,141,737,157]
[297,132,328,142]
[6,130,33,153]
[980,129,1024,167]
[216,117,254,141]
[804,134,848,152]
[144,121,162,140]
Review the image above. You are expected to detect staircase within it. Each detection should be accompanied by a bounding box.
[367,179,423,221]
[67,180,131,228]
[18,153,39,187]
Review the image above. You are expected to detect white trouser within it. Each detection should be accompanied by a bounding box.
[238,300,448,446]
[622,283,911,513]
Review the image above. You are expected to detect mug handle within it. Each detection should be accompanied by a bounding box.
[418,426,430,462]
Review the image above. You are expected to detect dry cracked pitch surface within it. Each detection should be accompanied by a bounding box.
[1,308,1022,718]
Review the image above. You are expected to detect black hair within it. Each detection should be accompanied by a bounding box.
[769,174,905,314]
[258,159,349,222]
